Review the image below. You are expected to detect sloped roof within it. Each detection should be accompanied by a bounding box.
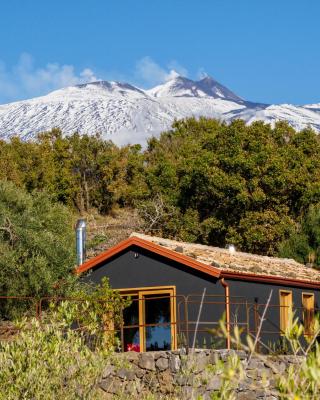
[76,232,320,288]
[76,235,221,278]
[130,233,320,284]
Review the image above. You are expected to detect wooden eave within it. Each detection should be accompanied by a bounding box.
[76,236,221,278]
[76,236,320,290]
[220,270,320,290]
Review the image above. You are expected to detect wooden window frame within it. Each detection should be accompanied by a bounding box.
[302,292,315,337]
[119,286,177,352]
[279,290,293,335]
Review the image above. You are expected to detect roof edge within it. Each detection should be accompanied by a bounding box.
[221,270,320,289]
[76,236,320,289]
[76,236,221,278]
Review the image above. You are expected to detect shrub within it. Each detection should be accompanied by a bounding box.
[54,277,131,350]
[0,180,76,318]
[0,309,107,399]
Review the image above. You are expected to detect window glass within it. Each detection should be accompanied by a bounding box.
[123,295,140,351]
[120,288,175,352]
[144,294,171,351]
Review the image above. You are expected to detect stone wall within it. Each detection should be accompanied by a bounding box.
[98,349,302,399]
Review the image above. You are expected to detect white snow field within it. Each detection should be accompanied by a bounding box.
[0,75,319,146]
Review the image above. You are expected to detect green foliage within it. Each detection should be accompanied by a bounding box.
[61,277,131,349]
[274,314,320,399]
[0,180,76,316]
[3,119,320,258]
[208,352,244,400]
[279,203,320,266]
[277,344,320,399]
[87,233,110,250]
[142,118,320,255]
[0,129,146,215]
[206,312,320,399]
[0,309,108,399]
[0,279,130,399]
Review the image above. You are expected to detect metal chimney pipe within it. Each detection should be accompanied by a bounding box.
[76,219,86,265]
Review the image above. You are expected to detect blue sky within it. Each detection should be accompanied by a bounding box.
[0,0,319,105]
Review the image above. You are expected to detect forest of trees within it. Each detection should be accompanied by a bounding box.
[2,118,320,268]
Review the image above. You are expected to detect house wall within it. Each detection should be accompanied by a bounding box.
[82,245,225,348]
[82,245,320,350]
[226,279,320,349]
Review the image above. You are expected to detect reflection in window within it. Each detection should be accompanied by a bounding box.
[120,288,175,352]
[144,294,171,351]
[123,296,140,352]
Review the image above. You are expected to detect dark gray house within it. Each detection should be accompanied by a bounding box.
[77,233,320,352]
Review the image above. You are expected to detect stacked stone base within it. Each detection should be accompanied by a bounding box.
[98,349,301,399]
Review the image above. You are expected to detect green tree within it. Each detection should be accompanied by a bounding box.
[36,130,146,214]
[279,204,320,266]
[0,180,76,315]
[3,118,320,259]
[0,308,107,400]
[142,118,320,255]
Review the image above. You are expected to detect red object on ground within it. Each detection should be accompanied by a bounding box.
[127,343,140,352]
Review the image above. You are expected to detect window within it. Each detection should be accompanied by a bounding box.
[279,290,292,334]
[119,286,177,352]
[302,293,315,336]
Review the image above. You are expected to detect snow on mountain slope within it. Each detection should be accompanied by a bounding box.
[0,75,319,145]
[147,75,242,102]
[303,103,320,115]
[0,82,170,144]
[226,103,320,132]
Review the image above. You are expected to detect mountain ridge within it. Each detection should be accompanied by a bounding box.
[0,75,319,145]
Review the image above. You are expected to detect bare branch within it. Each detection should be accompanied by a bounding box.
[0,217,18,246]
[247,290,273,363]
[138,193,174,233]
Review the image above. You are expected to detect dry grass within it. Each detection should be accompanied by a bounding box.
[84,208,143,259]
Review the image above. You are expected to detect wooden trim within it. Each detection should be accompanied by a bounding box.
[221,271,320,289]
[171,287,177,350]
[279,290,292,335]
[139,288,177,351]
[302,292,315,304]
[76,236,221,278]
[119,285,176,294]
[138,291,145,351]
[76,235,320,289]
[120,285,177,352]
[220,278,230,350]
[302,292,315,336]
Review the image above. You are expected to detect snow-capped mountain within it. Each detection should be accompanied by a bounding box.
[147,75,242,102]
[0,74,320,146]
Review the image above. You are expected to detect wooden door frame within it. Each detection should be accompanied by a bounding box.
[119,286,177,352]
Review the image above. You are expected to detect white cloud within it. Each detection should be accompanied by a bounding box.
[135,56,188,87]
[0,53,99,104]
[80,68,98,83]
[0,54,189,103]
[197,67,209,80]
[167,60,188,78]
